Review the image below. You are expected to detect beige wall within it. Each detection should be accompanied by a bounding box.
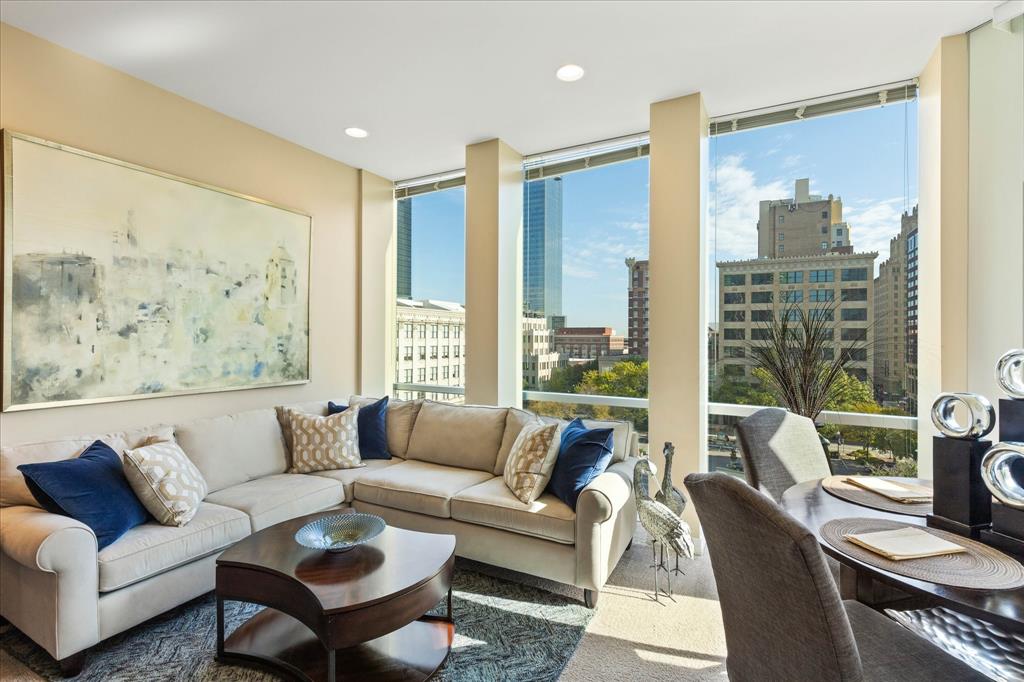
[0,23,361,444]
[916,34,969,477]
[648,93,708,538]
[967,18,1024,409]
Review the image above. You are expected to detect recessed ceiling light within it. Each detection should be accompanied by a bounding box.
[556,64,585,82]
[345,127,368,138]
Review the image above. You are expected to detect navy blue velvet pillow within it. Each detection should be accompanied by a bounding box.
[546,418,615,511]
[18,440,150,550]
[328,396,391,459]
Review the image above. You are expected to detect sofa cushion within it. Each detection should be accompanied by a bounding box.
[502,422,560,504]
[204,474,343,531]
[275,400,330,457]
[541,416,633,463]
[123,440,208,527]
[452,477,576,544]
[1,425,174,508]
[97,502,249,592]
[286,409,363,473]
[203,471,344,528]
[350,395,421,459]
[174,408,287,493]
[354,460,493,518]
[405,402,508,472]
[494,408,542,475]
[309,458,403,503]
[546,419,615,511]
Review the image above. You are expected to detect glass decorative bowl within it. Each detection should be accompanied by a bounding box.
[294,513,386,553]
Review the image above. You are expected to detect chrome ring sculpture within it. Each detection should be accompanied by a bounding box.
[996,349,1024,399]
[981,442,1024,510]
[930,392,996,440]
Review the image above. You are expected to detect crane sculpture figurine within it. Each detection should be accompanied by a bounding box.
[633,454,694,602]
[654,442,689,575]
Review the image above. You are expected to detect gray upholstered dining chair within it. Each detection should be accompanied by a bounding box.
[684,472,987,682]
[735,407,831,502]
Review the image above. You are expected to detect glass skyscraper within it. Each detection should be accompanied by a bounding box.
[396,198,412,299]
[523,178,563,320]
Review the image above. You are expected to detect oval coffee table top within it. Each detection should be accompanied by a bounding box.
[218,510,456,615]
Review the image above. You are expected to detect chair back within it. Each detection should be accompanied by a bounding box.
[685,472,863,682]
[735,407,831,502]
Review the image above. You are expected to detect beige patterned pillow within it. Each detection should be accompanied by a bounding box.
[502,422,560,504]
[288,407,363,473]
[123,441,208,527]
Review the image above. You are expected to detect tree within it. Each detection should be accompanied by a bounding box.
[711,376,778,407]
[574,360,649,432]
[545,361,596,393]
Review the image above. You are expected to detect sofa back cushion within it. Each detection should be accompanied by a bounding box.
[349,395,421,459]
[0,424,174,508]
[405,401,508,472]
[174,408,287,494]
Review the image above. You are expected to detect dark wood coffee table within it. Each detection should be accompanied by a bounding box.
[215,511,456,682]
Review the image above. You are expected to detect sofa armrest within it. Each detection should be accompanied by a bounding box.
[1,505,97,572]
[576,458,635,525]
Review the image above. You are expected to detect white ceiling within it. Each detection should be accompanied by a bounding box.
[1,1,996,180]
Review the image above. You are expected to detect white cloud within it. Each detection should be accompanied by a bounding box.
[563,262,598,280]
[782,154,803,169]
[709,153,789,262]
[842,197,912,271]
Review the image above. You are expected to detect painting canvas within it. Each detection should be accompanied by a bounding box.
[2,132,311,411]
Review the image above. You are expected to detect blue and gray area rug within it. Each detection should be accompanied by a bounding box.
[0,562,592,681]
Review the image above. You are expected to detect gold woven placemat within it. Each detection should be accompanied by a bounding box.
[821,476,932,517]
[821,518,1024,590]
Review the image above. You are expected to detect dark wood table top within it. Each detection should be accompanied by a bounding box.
[218,511,457,615]
[781,477,1024,632]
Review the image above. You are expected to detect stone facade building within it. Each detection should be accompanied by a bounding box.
[757,178,851,258]
[873,207,919,406]
[394,299,465,402]
[625,257,650,356]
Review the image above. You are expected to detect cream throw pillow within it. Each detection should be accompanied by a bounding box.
[502,422,560,504]
[123,441,208,527]
[288,407,363,473]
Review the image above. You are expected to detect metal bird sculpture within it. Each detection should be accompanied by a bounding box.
[654,442,689,575]
[633,456,694,601]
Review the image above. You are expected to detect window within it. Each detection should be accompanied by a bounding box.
[821,211,829,219]
[751,291,773,304]
[821,241,828,250]
[724,346,746,358]
[724,328,745,340]
[778,233,784,240]
[751,309,773,322]
[841,267,868,281]
[442,346,450,358]
[836,227,843,236]
[781,309,801,322]
[809,309,834,321]
[782,290,803,303]
[842,328,868,341]
[778,215,784,224]
[778,244,784,253]
[841,308,868,321]
[844,348,868,362]
[724,292,746,304]
[821,225,828,234]
[394,186,466,402]
[724,274,746,286]
[454,346,460,357]
[442,366,450,379]
[809,269,834,283]
[724,365,745,377]
[724,310,746,322]
[841,288,867,302]
[779,271,803,284]
[809,289,834,302]
[751,328,771,340]
[752,273,773,285]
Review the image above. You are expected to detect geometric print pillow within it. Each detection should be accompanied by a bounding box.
[287,407,364,474]
[123,441,208,527]
[502,422,559,504]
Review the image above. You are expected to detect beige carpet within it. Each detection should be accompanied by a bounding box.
[0,522,728,681]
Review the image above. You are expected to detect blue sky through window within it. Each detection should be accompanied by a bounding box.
[406,99,917,334]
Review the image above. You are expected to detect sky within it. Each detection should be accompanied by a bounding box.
[407,98,918,333]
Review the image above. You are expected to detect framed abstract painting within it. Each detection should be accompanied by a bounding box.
[2,131,311,411]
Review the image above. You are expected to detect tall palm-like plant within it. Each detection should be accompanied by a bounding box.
[744,302,869,421]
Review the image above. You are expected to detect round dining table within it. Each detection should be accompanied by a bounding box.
[780,477,1024,633]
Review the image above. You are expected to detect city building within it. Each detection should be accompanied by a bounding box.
[523,177,563,320]
[716,251,878,383]
[873,206,919,406]
[757,178,851,258]
[396,198,412,299]
[625,257,650,356]
[393,298,465,402]
[553,326,626,362]
[522,314,564,389]
[906,217,919,413]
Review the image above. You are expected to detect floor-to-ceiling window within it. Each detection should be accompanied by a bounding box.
[708,84,920,475]
[393,184,466,403]
[519,139,651,453]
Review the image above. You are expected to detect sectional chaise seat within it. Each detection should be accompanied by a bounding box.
[0,397,639,671]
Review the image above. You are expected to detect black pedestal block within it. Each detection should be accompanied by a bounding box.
[926,436,992,538]
[1000,399,1024,442]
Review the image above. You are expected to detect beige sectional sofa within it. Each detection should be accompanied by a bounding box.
[0,397,638,672]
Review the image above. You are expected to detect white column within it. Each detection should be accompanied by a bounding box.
[648,93,709,538]
[464,139,523,407]
[358,169,396,397]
